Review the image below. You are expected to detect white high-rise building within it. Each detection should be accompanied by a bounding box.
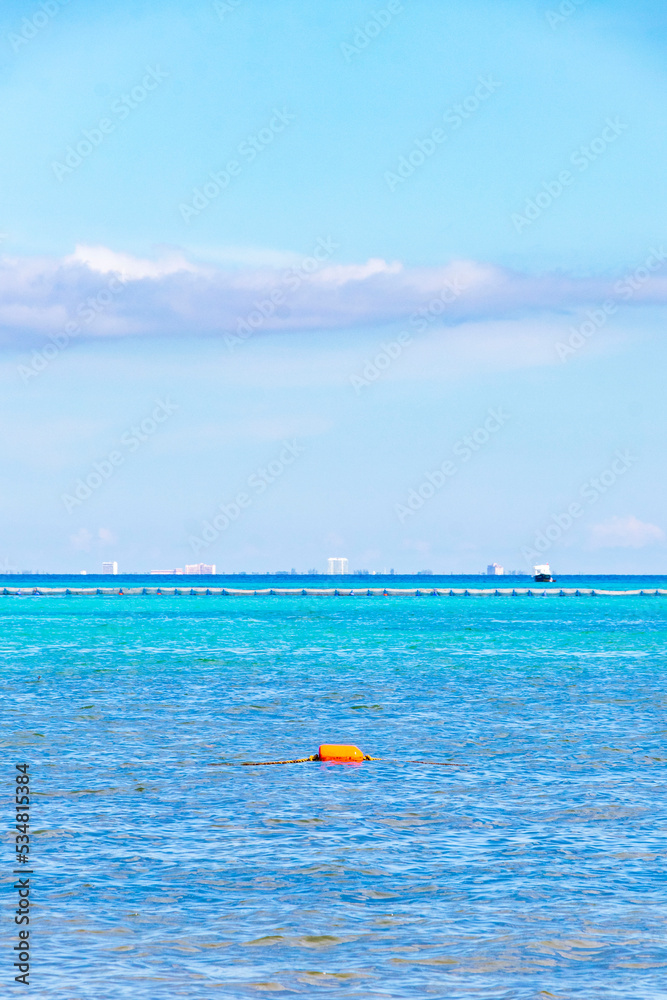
[486,563,504,576]
[102,561,118,575]
[327,557,348,575]
[184,563,216,575]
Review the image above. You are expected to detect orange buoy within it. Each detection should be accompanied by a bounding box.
[317,743,365,763]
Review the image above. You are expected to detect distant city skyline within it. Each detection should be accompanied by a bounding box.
[0,557,604,577]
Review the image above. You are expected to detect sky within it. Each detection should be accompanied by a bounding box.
[1,0,666,574]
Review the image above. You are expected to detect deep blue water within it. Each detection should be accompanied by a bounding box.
[1,578,666,998]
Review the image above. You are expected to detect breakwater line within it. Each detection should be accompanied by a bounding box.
[2,587,667,598]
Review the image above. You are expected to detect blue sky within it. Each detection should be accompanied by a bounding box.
[1,0,666,573]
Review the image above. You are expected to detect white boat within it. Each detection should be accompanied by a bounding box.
[533,563,553,582]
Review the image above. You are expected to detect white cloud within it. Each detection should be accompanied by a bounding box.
[588,515,665,549]
[66,244,200,280]
[1,244,667,347]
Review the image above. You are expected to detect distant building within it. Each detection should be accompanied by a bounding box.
[185,563,216,575]
[327,557,348,575]
[417,569,433,576]
[307,569,319,575]
[150,569,184,575]
[486,563,504,576]
[102,561,118,575]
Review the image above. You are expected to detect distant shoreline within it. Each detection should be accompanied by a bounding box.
[1,573,665,581]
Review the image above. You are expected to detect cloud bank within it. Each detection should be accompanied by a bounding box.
[2,243,667,345]
[589,515,665,549]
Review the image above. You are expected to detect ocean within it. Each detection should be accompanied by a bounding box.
[2,576,666,998]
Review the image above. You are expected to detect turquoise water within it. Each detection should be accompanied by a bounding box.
[2,578,666,997]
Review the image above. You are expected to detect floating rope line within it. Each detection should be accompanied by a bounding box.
[211,755,319,766]
[2,587,665,598]
[209,745,456,767]
[210,758,456,767]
